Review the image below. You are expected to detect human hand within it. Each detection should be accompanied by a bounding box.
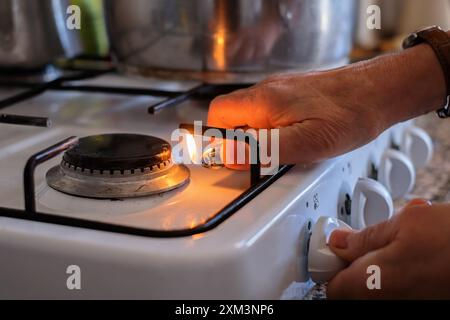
[327,199,450,299]
[208,69,390,165]
[208,43,446,166]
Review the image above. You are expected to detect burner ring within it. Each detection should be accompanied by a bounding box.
[46,133,190,198]
[61,158,173,177]
[46,163,190,199]
[62,133,172,172]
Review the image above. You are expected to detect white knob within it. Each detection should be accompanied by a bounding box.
[379,149,416,200]
[308,216,352,283]
[351,178,394,229]
[400,126,433,169]
[390,121,411,147]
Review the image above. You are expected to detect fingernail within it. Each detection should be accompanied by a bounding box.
[406,198,432,208]
[329,229,351,249]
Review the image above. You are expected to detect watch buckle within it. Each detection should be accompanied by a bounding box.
[437,95,450,118]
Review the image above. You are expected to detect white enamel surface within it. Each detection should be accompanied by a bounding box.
[38,164,247,230]
[379,149,416,200]
[0,80,249,231]
[351,178,394,230]
[307,216,351,284]
[0,74,420,298]
[400,126,433,169]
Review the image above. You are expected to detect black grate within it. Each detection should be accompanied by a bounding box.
[0,66,293,238]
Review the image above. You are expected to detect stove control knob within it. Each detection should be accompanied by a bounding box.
[379,149,415,200]
[308,217,352,283]
[351,178,394,230]
[400,126,433,170]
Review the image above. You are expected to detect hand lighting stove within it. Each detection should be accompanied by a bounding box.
[0,68,431,299]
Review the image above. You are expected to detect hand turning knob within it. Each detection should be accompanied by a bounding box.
[307,216,352,283]
[351,178,394,230]
[400,126,433,170]
[379,149,416,200]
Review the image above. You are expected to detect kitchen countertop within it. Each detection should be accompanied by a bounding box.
[302,113,448,300]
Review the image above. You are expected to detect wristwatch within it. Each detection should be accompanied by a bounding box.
[403,26,450,118]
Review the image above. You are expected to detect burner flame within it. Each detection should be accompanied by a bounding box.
[185,134,198,163]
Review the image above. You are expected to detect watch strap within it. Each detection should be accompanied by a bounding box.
[403,27,450,118]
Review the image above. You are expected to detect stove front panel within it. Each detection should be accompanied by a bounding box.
[0,127,401,299]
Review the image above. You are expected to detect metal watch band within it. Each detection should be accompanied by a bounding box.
[403,26,450,118]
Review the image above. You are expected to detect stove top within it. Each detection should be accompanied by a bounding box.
[0,73,271,234]
[0,66,428,299]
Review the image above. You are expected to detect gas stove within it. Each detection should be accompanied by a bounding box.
[0,70,433,299]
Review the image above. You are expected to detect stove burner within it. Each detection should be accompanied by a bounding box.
[46,134,190,199]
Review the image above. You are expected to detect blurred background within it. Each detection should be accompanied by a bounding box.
[0,0,449,82]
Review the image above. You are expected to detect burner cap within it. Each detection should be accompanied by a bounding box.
[63,134,171,172]
[46,133,190,199]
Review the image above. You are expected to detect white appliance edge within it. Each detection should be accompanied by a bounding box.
[0,125,404,299]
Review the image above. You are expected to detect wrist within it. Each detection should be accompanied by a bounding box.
[383,29,449,123]
[398,41,447,117]
[346,32,448,128]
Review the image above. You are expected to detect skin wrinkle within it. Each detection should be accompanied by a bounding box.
[334,61,391,134]
[304,73,382,140]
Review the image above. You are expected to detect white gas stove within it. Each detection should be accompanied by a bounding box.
[0,72,433,299]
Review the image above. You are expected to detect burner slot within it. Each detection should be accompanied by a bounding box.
[0,114,51,128]
[179,124,261,185]
[24,136,79,213]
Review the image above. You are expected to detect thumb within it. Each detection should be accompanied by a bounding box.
[328,219,398,262]
[329,198,431,262]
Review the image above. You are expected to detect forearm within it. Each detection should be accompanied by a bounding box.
[336,31,448,128]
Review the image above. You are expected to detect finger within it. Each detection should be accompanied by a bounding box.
[208,91,253,128]
[327,250,393,299]
[209,96,360,165]
[222,138,250,171]
[329,217,399,262]
[207,88,271,129]
[220,128,279,170]
[208,89,331,165]
[278,122,326,164]
[277,121,352,164]
[214,120,346,168]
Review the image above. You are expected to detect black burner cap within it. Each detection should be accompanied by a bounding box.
[63,134,171,171]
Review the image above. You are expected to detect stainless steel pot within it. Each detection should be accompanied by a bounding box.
[105,0,356,83]
[0,0,83,69]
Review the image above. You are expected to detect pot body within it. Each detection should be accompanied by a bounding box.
[105,0,356,83]
[0,0,83,69]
